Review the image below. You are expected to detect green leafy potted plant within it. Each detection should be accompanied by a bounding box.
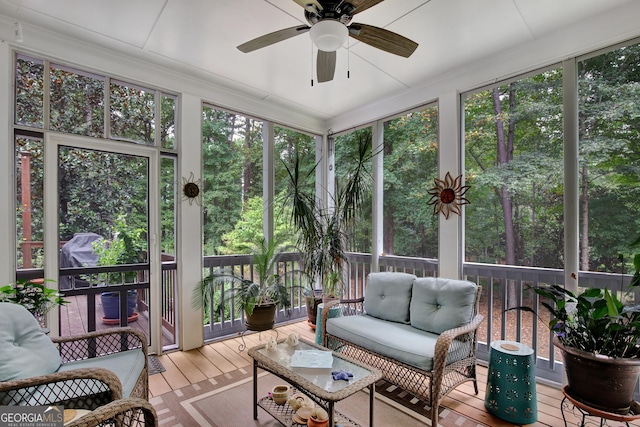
[93,215,145,320]
[281,130,374,317]
[194,237,305,332]
[0,279,68,326]
[512,272,640,414]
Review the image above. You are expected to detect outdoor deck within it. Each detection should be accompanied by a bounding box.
[59,294,174,348]
[147,320,640,427]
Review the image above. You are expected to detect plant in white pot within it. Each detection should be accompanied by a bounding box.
[512,268,640,414]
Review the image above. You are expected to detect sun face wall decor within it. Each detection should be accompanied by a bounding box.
[427,172,470,219]
[181,172,202,206]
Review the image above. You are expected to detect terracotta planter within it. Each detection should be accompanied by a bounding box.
[307,417,328,427]
[245,303,276,332]
[554,336,640,414]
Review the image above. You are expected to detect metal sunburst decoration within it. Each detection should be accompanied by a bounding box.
[181,172,202,206]
[427,172,470,219]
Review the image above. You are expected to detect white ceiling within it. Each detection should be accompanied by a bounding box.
[0,0,639,126]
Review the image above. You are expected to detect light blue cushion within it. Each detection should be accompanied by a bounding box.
[327,314,438,370]
[410,277,477,334]
[0,302,62,381]
[363,272,416,324]
[58,349,145,398]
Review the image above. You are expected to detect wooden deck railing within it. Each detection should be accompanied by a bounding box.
[17,252,638,390]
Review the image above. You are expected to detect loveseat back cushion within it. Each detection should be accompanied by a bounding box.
[410,278,477,334]
[364,272,416,324]
[0,302,62,381]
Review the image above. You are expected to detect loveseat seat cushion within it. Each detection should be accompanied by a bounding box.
[409,277,477,334]
[57,349,145,398]
[326,314,439,370]
[363,272,416,324]
[0,302,62,381]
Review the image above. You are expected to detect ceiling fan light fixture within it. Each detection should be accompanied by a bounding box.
[309,20,348,52]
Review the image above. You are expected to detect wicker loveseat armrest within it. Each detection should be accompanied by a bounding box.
[51,327,147,363]
[0,367,122,408]
[320,297,364,338]
[66,397,158,427]
[431,313,484,393]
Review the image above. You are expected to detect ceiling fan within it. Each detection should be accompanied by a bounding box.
[237,0,419,83]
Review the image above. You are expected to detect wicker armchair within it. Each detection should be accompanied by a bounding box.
[0,302,148,409]
[321,275,483,427]
[65,397,158,427]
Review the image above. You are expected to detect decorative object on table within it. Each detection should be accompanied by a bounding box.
[293,405,313,425]
[287,332,300,346]
[283,131,375,303]
[509,266,640,415]
[194,236,308,335]
[427,171,470,219]
[265,337,278,352]
[307,406,329,427]
[331,370,353,381]
[270,384,290,405]
[484,340,537,424]
[181,172,202,206]
[0,279,67,326]
[288,393,314,411]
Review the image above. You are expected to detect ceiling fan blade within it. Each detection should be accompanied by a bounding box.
[292,0,323,11]
[349,23,418,57]
[349,0,385,14]
[317,50,336,83]
[237,26,310,53]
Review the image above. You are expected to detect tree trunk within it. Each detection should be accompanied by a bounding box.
[243,119,252,203]
[581,163,590,270]
[494,87,518,308]
[383,140,394,254]
[493,87,516,266]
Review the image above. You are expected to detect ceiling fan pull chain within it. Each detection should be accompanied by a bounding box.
[347,36,350,79]
[311,41,314,86]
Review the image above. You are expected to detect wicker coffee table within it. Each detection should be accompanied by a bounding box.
[248,338,382,427]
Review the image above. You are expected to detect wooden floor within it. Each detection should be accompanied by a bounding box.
[149,320,639,427]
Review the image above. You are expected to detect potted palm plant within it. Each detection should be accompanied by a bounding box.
[194,237,304,332]
[281,130,374,323]
[513,262,640,414]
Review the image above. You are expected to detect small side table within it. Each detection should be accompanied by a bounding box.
[314,302,342,345]
[485,340,537,424]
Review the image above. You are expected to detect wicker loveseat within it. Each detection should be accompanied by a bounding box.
[0,302,148,409]
[321,272,483,427]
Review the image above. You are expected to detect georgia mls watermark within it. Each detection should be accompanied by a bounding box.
[0,406,63,427]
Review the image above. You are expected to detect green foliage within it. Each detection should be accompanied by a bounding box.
[382,108,439,257]
[0,279,68,320]
[194,237,305,317]
[512,282,640,358]
[92,214,146,284]
[283,129,374,297]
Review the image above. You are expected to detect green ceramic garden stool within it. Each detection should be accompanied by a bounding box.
[485,340,537,424]
[314,302,342,345]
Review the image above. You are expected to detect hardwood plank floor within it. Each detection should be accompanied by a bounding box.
[149,320,640,426]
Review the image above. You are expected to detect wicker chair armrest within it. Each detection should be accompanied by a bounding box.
[51,327,148,363]
[0,368,122,406]
[66,397,158,427]
[432,314,484,388]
